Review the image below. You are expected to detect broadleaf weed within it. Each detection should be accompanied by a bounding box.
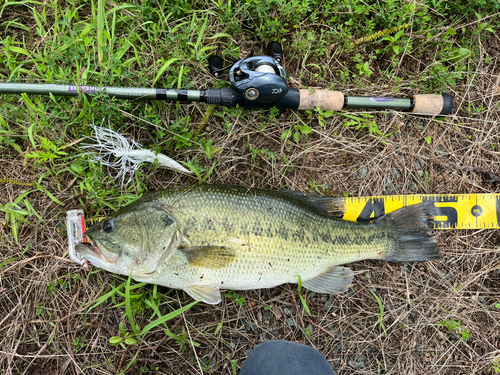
[438,318,471,341]
[492,358,500,373]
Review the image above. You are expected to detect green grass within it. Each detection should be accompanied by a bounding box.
[0,1,495,204]
[1,0,499,373]
[296,275,311,316]
[369,289,387,337]
[88,275,200,370]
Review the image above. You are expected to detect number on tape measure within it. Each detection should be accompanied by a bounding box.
[343,194,500,230]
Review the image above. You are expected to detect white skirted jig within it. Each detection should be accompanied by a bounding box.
[81,124,191,184]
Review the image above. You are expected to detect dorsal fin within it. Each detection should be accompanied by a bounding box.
[279,190,345,218]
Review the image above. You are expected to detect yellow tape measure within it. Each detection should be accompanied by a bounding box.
[342,194,500,229]
[83,194,500,231]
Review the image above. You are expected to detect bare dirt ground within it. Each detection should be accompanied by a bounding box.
[1,4,500,375]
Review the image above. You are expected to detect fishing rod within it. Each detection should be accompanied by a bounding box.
[0,42,453,116]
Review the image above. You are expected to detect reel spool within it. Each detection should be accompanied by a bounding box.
[209,42,289,103]
[229,55,288,102]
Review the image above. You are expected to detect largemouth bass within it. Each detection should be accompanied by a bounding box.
[76,185,439,304]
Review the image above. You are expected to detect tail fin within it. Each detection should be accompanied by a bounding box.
[375,202,439,262]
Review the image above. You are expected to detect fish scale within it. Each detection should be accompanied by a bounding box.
[77,184,439,304]
[141,188,405,284]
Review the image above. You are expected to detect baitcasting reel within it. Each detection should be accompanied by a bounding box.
[208,42,289,104]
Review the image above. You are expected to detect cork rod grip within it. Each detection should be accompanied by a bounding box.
[411,93,453,115]
[297,89,345,111]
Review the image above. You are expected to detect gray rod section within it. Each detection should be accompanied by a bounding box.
[0,83,157,100]
[0,83,207,102]
[345,96,412,110]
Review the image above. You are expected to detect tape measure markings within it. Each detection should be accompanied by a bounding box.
[343,194,500,229]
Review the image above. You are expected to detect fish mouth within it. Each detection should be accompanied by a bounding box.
[75,235,108,262]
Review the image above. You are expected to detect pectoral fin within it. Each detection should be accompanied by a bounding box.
[181,246,236,269]
[186,285,221,305]
[302,266,354,294]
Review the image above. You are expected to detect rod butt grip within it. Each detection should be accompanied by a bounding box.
[412,93,453,115]
[297,89,344,111]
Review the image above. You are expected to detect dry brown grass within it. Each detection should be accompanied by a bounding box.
[1,5,500,375]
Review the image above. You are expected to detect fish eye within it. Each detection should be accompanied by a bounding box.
[103,220,113,233]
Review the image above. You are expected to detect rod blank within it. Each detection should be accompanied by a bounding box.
[0,83,453,115]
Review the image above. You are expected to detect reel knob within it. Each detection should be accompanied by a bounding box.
[208,55,224,77]
[267,42,284,63]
